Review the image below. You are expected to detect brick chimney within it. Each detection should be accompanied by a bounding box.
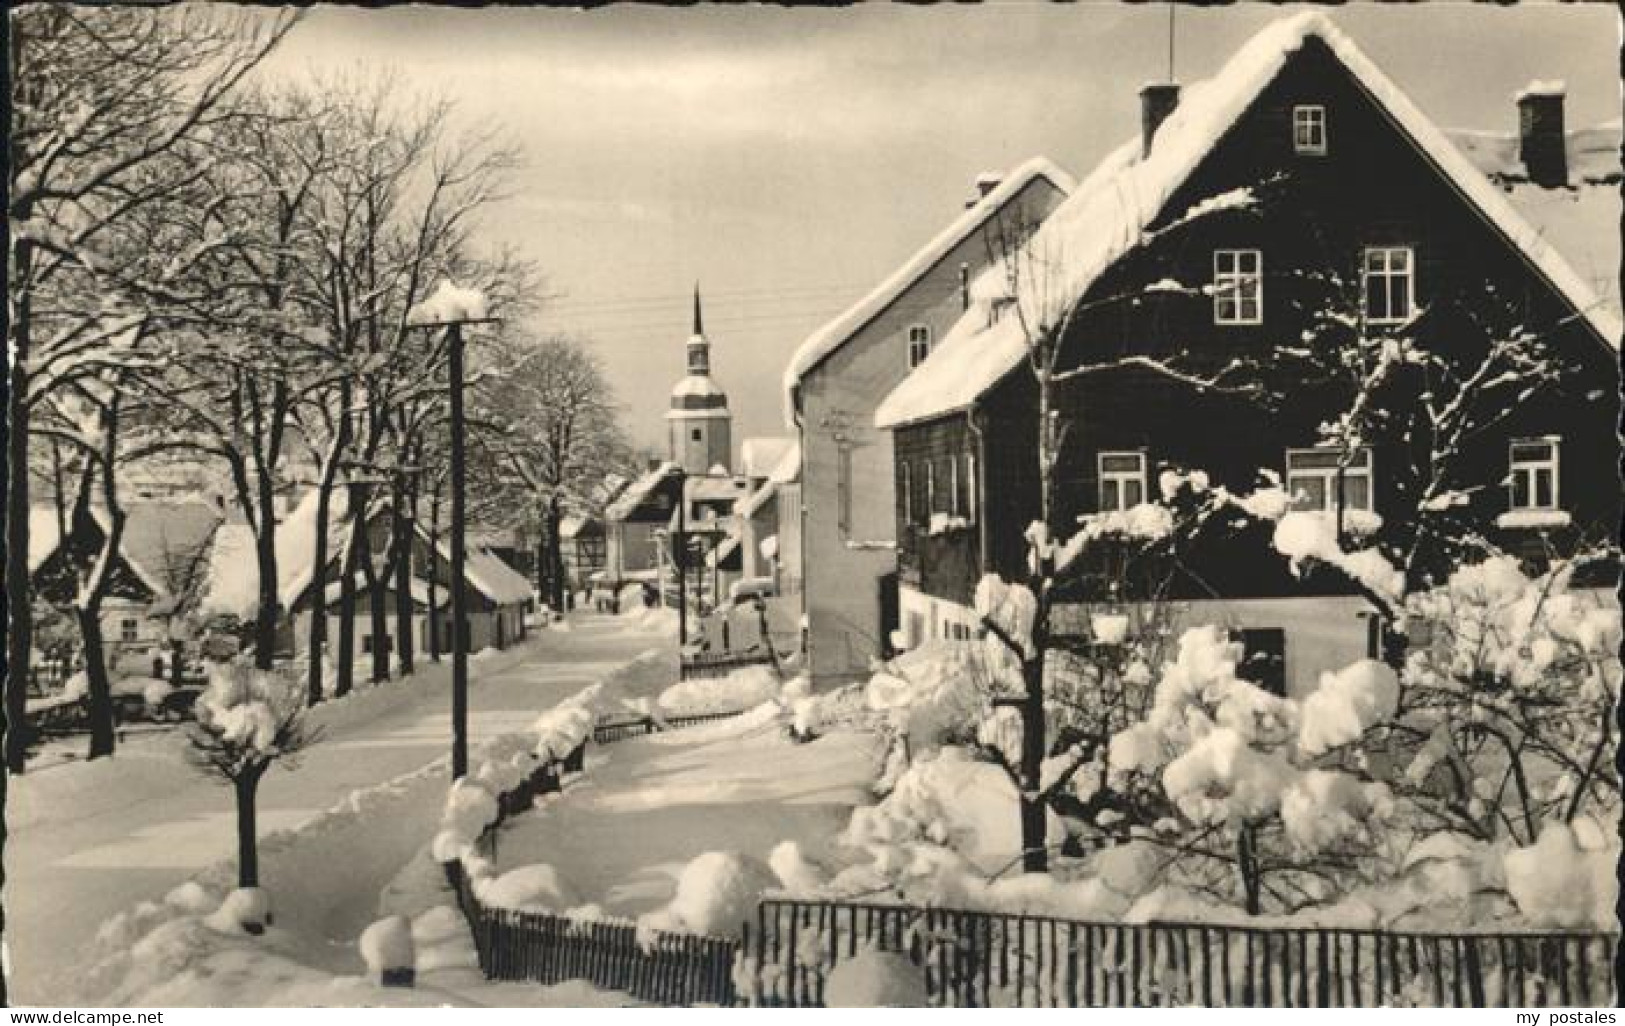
[1140,82,1181,157]
[1516,81,1567,187]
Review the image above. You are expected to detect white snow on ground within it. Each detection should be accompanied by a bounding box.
[14,612,667,1006]
[657,664,782,718]
[491,704,880,928]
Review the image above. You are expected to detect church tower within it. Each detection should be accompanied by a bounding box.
[666,284,732,474]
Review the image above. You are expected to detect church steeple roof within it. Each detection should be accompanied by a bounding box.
[671,280,729,413]
[692,282,704,337]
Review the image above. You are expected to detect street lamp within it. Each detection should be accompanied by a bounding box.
[407,283,498,781]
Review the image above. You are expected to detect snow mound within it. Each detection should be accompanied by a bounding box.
[1504,822,1618,930]
[478,864,580,913]
[767,840,829,894]
[359,915,415,974]
[642,851,777,938]
[203,887,270,935]
[824,946,928,1008]
[658,664,780,718]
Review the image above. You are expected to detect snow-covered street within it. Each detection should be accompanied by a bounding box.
[7,615,663,1004]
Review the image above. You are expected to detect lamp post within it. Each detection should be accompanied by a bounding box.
[408,306,497,782]
[675,467,688,647]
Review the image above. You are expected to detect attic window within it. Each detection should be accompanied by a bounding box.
[1293,105,1327,155]
[1508,438,1560,511]
[1362,246,1414,325]
[907,324,933,368]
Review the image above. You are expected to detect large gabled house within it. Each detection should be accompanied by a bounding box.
[874,12,1620,696]
[29,499,222,669]
[784,158,1075,686]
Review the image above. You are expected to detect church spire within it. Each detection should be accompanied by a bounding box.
[692,282,704,337]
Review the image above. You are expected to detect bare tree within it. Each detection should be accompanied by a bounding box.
[475,334,632,611]
[6,5,295,771]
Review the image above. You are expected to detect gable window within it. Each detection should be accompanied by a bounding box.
[1286,447,1373,513]
[907,324,933,368]
[1213,249,1262,325]
[1098,451,1148,511]
[120,618,138,643]
[1508,438,1560,510]
[1292,105,1327,155]
[1363,246,1414,324]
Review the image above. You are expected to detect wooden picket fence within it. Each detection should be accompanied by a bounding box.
[678,647,777,681]
[743,898,1619,1008]
[446,858,740,1006]
[590,709,748,744]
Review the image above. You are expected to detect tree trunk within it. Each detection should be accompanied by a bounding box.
[6,238,35,774]
[335,512,360,698]
[306,478,334,705]
[392,474,414,676]
[1018,653,1047,872]
[235,768,262,888]
[548,493,565,613]
[362,514,388,684]
[78,605,116,760]
[251,474,279,671]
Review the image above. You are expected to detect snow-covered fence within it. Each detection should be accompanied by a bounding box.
[445,860,741,1006]
[679,647,778,682]
[591,709,748,745]
[744,899,1617,1008]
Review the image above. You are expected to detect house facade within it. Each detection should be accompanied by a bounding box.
[875,13,1620,696]
[784,159,1074,686]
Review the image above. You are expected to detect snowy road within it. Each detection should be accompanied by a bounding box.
[6,615,667,1004]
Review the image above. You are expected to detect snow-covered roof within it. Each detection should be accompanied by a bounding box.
[768,439,801,485]
[1448,122,1622,321]
[669,374,727,402]
[605,463,680,522]
[876,11,1623,430]
[559,515,589,540]
[418,528,534,607]
[198,487,351,620]
[319,572,450,610]
[26,503,207,603]
[740,436,795,480]
[781,155,1075,424]
[686,475,749,506]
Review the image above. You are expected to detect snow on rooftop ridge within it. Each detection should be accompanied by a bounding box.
[1515,80,1567,102]
[670,374,726,399]
[780,155,1075,426]
[876,10,1622,430]
[604,462,680,522]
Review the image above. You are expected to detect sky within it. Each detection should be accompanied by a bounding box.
[253,2,1621,453]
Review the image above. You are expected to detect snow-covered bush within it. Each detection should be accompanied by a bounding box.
[1107,626,1395,914]
[477,863,579,913]
[185,663,314,889]
[638,851,776,939]
[1400,555,1620,844]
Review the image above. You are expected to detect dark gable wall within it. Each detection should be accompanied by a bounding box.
[898,35,1619,605]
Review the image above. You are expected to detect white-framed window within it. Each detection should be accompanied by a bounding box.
[1362,246,1415,324]
[1508,438,1560,510]
[1286,447,1374,513]
[1293,105,1327,155]
[1098,451,1148,511]
[120,618,138,643]
[907,324,933,368]
[1213,249,1263,325]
